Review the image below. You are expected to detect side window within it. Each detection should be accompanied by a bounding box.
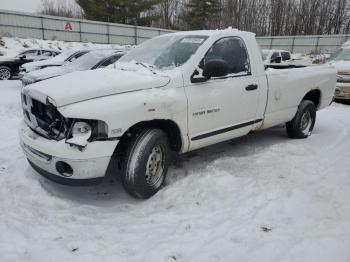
[98,55,122,68]
[107,54,122,65]
[202,37,250,75]
[281,52,291,61]
[41,50,53,57]
[21,50,38,56]
[270,52,279,60]
[98,58,112,68]
[67,51,88,62]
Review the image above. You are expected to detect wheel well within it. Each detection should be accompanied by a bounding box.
[302,89,321,109]
[116,119,182,153]
[109,120,182,171]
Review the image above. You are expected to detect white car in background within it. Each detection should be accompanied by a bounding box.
[262,49,292,64]
[329,45,350,102]
[20,49,90,74]
[0,48,61,80]
[262,49,313,68]
[21,49,125,86]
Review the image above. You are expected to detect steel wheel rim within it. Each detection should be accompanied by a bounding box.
[300,111,312,135]
[145,145,165,187]
[0,68,10,80]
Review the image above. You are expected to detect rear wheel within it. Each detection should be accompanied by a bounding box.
[120,129,171,199]
[0,66,12,80]
[286,100,316,138]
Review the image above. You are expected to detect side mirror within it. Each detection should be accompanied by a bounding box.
[203,59,230,78]
[271,56,282,63]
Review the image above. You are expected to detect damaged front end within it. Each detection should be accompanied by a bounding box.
[22,93,68,141]
[21,92,108,150]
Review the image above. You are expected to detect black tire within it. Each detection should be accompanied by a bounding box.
[286,100,316,139]
[121,129,171,199]
[0,66,12,80]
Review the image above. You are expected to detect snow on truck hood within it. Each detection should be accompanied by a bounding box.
[24,67,171,107]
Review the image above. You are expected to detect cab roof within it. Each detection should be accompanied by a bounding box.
[162,28,256,38]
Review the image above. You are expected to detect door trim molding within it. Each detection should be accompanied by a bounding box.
[191,118,263,141]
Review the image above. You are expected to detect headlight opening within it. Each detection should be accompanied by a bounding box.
[65,119,109,149]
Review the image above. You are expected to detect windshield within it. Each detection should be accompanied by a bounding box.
[330,48,350,61]
[119,35,208,69]
[64,50,114,70]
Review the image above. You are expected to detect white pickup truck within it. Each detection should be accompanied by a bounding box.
[20,29,336,199]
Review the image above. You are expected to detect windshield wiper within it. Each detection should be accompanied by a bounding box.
[136,62,148,68]
[136,62,157,75]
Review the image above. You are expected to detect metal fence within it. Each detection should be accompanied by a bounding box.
[1,9,349,53]
[256,35,350,54]
[0,9,174,45]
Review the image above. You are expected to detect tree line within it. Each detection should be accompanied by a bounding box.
[39,0,350,36]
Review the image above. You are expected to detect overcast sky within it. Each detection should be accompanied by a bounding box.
[0,0,43,12]
[0,0,76,13]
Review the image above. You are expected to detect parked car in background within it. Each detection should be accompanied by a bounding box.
[0,48,60,80]
[262,49,313,69]
[20,29,336,199]
[20,50,90,74]
[21,50,125,86]
[329,45,350,102]
[262,49,291,64]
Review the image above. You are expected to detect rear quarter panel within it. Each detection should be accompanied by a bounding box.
[263,65,336,128]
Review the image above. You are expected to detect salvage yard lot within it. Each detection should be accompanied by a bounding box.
[1,81,350,262]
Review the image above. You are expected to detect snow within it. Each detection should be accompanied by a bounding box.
[24,66,170,107]
[0,36,130,57]
[342,41,350,48]
[331,60,350,72]
[1,80,350,261]
[22,50,82,72]
[24,65,65,82]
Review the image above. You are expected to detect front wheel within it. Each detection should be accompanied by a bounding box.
[121,129,171,199]
[0,66,12,80]
[286,100,316,139]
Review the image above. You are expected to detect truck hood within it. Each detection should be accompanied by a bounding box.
[330,60,350,74]
[24,67,171,107]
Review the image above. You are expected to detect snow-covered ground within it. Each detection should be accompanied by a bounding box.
[0,36,129,56]
[0,80,350,262]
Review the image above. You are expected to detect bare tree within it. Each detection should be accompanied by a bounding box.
[219,0,350,36]
[39,0,84,19]
[158,0,180,28]
[38,0,350,36]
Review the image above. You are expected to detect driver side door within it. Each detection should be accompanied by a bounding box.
[185,37,260,150]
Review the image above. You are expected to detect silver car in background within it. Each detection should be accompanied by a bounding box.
[22,49,125,86]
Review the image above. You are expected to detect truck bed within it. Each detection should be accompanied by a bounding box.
[260,65,337,129]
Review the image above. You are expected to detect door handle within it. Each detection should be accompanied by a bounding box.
[246,84,258,91]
